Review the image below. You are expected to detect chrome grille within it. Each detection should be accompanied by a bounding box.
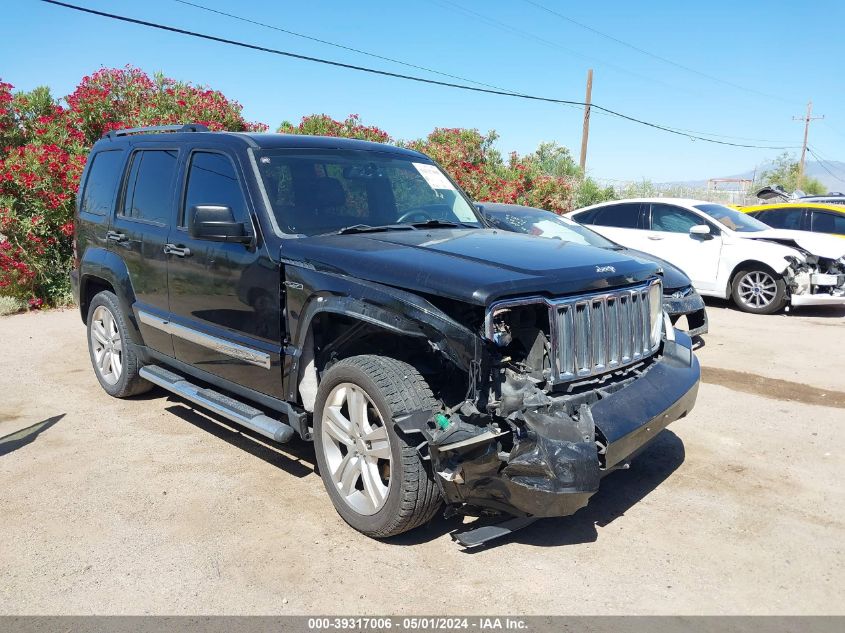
[553,282,660,381]
[484,279,663,385]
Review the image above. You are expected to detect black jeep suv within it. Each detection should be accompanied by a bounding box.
[71,124,700,544]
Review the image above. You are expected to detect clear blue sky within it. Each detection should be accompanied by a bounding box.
[4,0,845,182]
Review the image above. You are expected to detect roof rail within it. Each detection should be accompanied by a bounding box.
[103,123,210,139]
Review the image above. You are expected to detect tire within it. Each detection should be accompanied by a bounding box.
[731,266,787,315]
[86,290,152,398]
[313,355,442,538]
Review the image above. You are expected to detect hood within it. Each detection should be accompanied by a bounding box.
[619,248,692,290]
[737,229,845,260]
[282,229,660,306]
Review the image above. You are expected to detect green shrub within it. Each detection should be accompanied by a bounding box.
[0,295,24,316]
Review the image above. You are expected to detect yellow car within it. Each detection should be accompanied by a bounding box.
[738,202,845,238]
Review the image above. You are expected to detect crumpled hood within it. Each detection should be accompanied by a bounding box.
[282,228,660,305]
[737,229,845,260]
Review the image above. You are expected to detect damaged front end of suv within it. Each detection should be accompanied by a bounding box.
[386,278,700,524]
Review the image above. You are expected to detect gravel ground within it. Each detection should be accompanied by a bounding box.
[0,302,843,615]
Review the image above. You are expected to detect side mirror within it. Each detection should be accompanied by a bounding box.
[689,224,712,238]
[475,203,485,215]
[188,205,251,243]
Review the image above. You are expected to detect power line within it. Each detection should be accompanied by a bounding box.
[40,1,802,151]
[820,119,845,141]
[521,0,798,106]
[807,146,845,185]
[429,0,705,100]
[171,0,510,93]
[174,0,792,145]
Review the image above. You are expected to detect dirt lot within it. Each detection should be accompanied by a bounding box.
[1,301,843,615]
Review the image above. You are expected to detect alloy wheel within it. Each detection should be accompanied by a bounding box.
[90,305,123,385]
[737,271,778,309]
[320,382,392,515]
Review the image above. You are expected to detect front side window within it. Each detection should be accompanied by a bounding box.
[121,150,178,224]
[650,204,704,233]
[254,149,482,236]
[755,208,803,230]
[811,210,845,235]
[80,150,125,216]
[183,152,249,225]
[589,203,642,228]
[694,203,767,233]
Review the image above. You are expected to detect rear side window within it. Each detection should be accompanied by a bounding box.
[589,203,642,228]
[811,210,845,235]
[79,150,125,216]
[183,152,249,225]
[121,150,178,224]
[755,208,804,230]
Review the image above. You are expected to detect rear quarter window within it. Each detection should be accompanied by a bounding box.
[79,150,126,216]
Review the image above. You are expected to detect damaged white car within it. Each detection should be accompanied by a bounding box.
[570,198,845,314]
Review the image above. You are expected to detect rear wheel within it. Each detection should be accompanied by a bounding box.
[86,291,152,397]
[313,355,442,537]
[731,267,787,314]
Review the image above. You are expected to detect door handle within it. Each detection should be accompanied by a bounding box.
[106,230,127,243]
[164,244,192,258]
[647,235,664,240]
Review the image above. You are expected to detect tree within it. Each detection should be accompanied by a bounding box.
[758,152,826,195]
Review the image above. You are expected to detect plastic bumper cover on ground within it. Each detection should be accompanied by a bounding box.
[437,332,700,518]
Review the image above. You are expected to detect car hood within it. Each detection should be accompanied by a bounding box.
[281,229,660,305]
[618,247,692,291]
[736,229,845,259]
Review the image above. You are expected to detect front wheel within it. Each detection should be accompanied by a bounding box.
[313,355,442,538]
[731,267,787,314]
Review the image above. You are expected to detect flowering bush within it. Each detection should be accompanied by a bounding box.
[0,67,267,306]
[278,114,391,143]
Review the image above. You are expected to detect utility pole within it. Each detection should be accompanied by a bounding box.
[579,68,593,175]
[793,100,824,188]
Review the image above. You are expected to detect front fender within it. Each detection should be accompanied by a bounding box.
[283,266,482,400]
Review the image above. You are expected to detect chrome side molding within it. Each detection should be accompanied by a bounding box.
[138,310,272,370]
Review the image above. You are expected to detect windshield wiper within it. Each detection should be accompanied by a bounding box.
[335,224,416,235]
[409,219,469,229]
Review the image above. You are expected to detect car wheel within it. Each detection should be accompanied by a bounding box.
[731,267,787,315]
[313,355,442,538]
[86,291,152,398]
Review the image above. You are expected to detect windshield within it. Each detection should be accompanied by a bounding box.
[694,203,769,233]
[254,149,482,235]
[486,208,618,248]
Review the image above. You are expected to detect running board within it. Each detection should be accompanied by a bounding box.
[140,365,295,444]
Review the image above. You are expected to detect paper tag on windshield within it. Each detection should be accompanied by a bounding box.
[413,162,456,191]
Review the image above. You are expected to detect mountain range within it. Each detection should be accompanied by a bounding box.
[675,160,845,192]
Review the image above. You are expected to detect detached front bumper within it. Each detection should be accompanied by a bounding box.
[663,289,708,337]
[430,332,700,518]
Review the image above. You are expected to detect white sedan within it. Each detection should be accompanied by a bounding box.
[569,198,845,314]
